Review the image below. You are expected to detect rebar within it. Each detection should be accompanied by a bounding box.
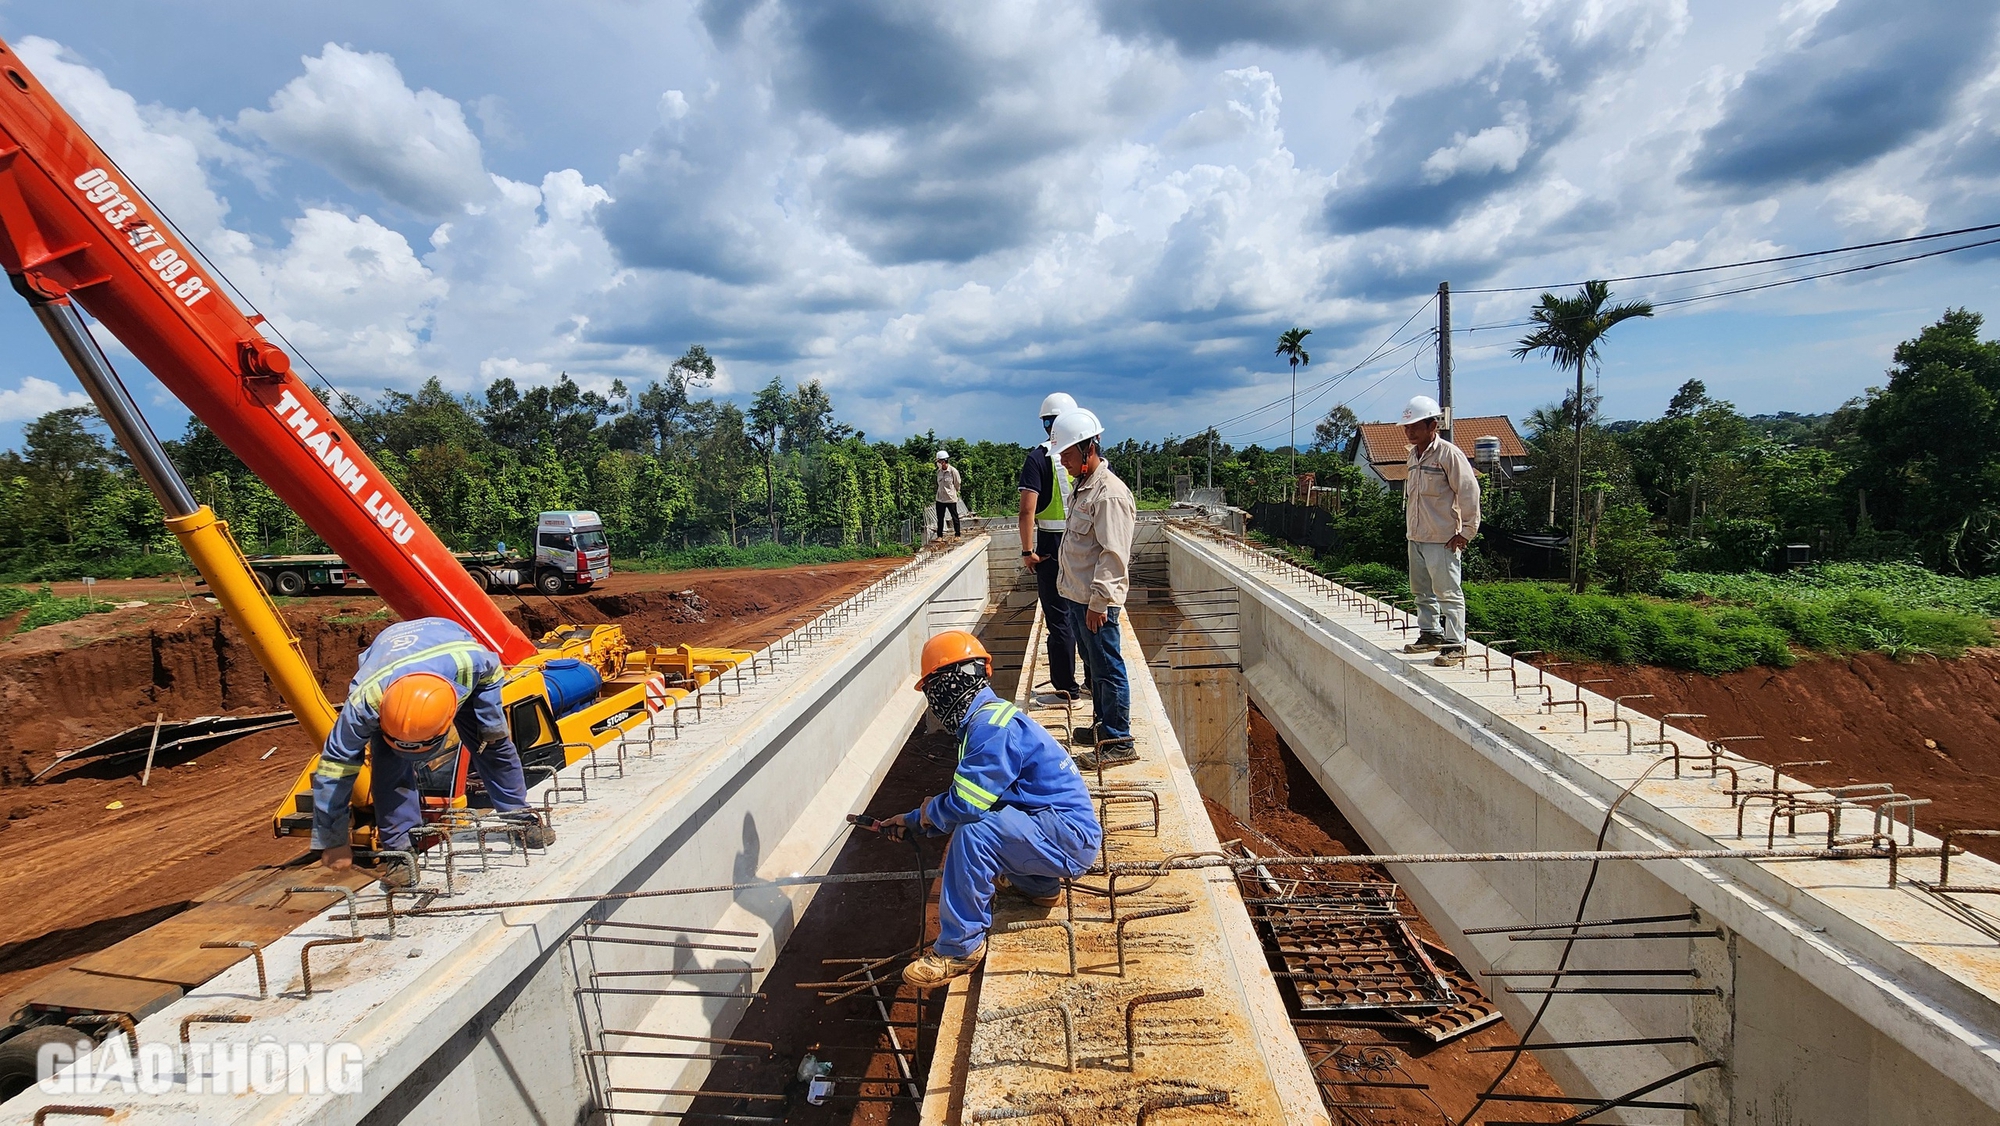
[968,1107,1074,1125]
[179,1013,251,1044]
[1124,989,1205,1069]
[978,998,1074,1072]
[1135,1091,1229,1123]
[1115,904,1193,976]
[68,1014,135,1056]
[299,935,364,996]
[1005,918,1077,976]
[286,885,360,938]
[201,941,267,998]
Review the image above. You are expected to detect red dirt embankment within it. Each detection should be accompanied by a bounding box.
[0,559,897,998]
[1559,650,2000,861]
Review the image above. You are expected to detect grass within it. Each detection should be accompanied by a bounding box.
[616,541,914,573]
[0,585,116,634]
[1247,540,1996,674]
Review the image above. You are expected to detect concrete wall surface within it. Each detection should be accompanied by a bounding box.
[1168,527,2000,1126]
[1,538,990,1126]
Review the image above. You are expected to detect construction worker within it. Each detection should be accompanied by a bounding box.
[314,617,554,885]
[1049,408,1137,768]
[887,630,1102,987]
[1018,391,1089,705]
[934,449,962,538]
[1400,395,1481,666]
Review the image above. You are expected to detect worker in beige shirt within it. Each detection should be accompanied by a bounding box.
[1049,407,1137,768]
[934,449,962,538]
[1400,395,1481,666]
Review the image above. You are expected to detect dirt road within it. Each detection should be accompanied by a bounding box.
[0,557,899,998]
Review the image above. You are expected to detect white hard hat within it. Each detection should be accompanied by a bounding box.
[935,449,950,459]
[1401,395,1443,425]
[1038,392,1078,420]
[1049,407,1104,454]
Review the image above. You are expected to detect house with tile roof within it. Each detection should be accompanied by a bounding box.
[1343,415,1531,492]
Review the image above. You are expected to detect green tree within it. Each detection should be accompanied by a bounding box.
[1312,404,1358,453]
[1854,308,2000,573]
[1512,281,1654,590]
[1592,503,1673,594]
[747,377,790,537]
[1275,327,1312,479]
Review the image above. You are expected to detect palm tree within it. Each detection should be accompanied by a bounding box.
[1275,328,1312,481]
[1512,281,1653,591]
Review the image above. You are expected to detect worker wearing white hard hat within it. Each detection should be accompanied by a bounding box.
[1018,392,1089,704]
[1400,395,1481,666]
[1049,407,1138,768]
[934,448,962,538]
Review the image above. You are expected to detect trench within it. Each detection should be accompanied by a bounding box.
[1125,582,1579,1125]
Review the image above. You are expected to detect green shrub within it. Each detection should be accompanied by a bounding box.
[0,585,114,634]
[617,541,913,573]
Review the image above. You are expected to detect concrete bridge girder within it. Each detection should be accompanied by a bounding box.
[1168,526,2000,1126]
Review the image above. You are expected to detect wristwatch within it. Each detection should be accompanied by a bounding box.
[1021,550,1034,557]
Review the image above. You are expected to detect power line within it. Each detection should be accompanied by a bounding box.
[1200,294,1440,438]
[1453,221,2000,295]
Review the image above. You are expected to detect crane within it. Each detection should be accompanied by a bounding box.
[0,37,733,842]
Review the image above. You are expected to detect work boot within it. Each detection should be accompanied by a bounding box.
[1403,633,1443,653]
[902,944,985,988]
[1071,725,1097,746]
[522,821,557,849]
[1075,738,1139,772]
[373,856,417,890]
[1032,689,1077,708]
[998,875,1062,908]
[1432,646,1465,667]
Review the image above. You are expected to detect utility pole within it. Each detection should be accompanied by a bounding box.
[1206,431,1213,489]
[1437,281,1453,445]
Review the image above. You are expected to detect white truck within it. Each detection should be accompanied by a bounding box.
[244,511,612,597]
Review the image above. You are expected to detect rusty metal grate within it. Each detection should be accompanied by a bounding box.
[1247,882,1460,1013]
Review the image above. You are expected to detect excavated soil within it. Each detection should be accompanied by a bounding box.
[1557,650,2000,862]
[0,558,898,999]
[1209,705,1576,1124]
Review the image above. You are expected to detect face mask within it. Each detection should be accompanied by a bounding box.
[923,664,985,730]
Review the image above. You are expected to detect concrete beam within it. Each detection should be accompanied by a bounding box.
[1170,526,2000,1126]
[3,539,990,1126]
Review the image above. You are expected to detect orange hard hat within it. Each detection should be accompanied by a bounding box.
[916,630,991,688]
[379,671,459,746]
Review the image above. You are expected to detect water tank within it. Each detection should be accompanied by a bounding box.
[540,658,603,718]
[1474,435,1501,469]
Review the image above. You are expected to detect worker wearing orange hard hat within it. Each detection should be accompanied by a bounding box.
[313,617,553,885]
[881,630,1102,987]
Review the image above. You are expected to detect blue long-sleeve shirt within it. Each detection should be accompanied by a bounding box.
[909,687,1099,837]
[311,617,509,848]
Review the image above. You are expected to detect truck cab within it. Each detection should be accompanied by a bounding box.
[535,510,611,594]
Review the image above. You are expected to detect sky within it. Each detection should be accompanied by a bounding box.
[0,0,1995,454]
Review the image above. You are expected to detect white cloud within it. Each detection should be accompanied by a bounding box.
[240,44,493,216]
[1420,111,1532,183]
[0,377,92,423]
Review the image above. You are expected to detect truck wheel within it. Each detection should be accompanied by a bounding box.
[469,569,492,593]
[0,1024,96,1099]
[273,569,307,597]
[535,570,567,596]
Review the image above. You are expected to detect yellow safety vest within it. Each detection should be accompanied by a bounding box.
[1035,442,1074,531]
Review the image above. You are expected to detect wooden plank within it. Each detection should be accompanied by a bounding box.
[15,968,182,1020]
[68,903,328,988]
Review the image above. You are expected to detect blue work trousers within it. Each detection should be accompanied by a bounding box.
[1066,602,1131,742]
[372,724,530,850]
[1034,530,1087,696]
[935,806,1100,958]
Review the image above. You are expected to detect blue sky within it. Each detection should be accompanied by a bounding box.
[0,0,1996,453]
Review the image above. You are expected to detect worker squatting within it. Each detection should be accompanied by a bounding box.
[270,387,419,545]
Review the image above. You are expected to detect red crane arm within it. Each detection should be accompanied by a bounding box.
[0,39,534,663]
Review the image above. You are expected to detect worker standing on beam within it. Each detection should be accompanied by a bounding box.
[1018,391,1090,706]
[314,617,555,885]
[934,449,963,538]
[1050,407,1137,768]
[888,630,1103,987]
[1399,395,1481,666]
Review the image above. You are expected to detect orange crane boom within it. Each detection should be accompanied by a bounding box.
[0,38,534,664]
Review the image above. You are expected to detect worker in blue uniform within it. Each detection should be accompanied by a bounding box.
[314,617,554,885]
[886,630,1103,987]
